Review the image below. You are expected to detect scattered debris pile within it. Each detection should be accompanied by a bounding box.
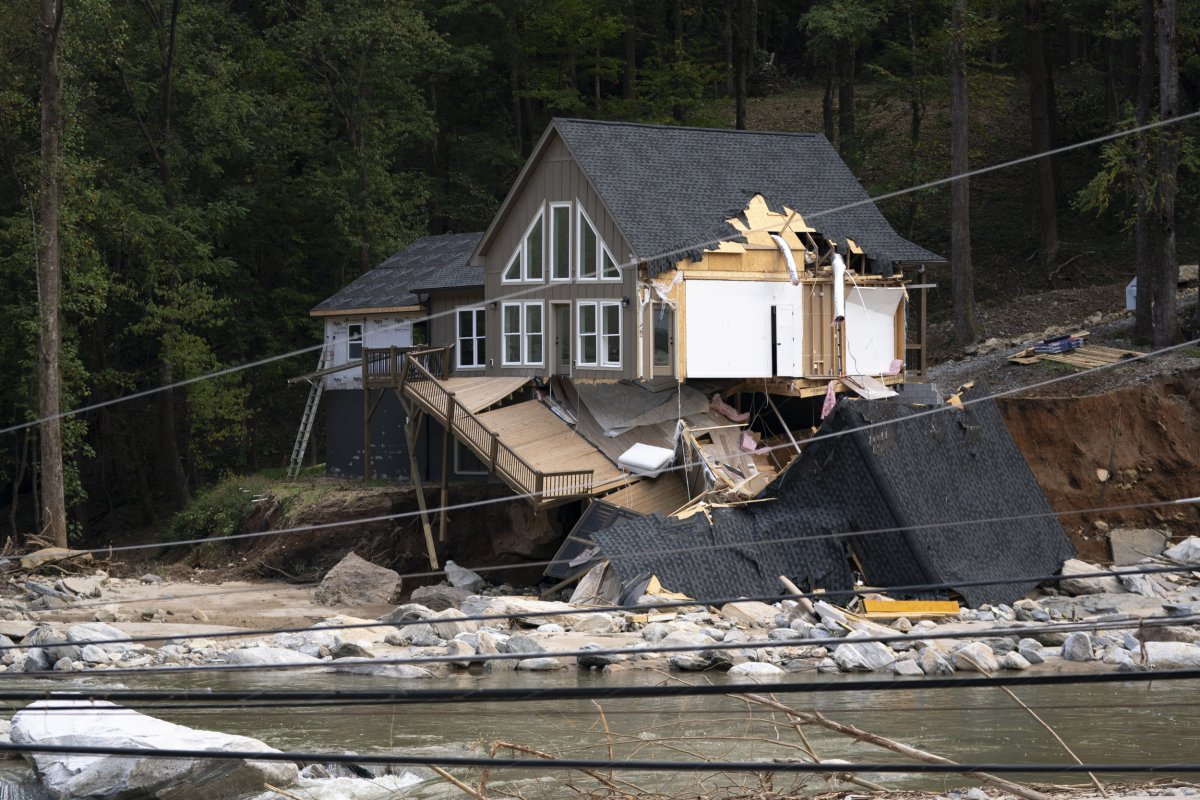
[1007,331,1142,370]
[585,383,1075,607]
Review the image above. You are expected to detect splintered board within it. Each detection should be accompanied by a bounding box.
[861,599,961,620]
[1008,344,1141,369]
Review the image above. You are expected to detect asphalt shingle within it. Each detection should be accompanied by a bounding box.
[553,119,942,275]
[311,232,483,314]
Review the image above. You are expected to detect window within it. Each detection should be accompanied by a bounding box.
[456,308,486,369]
[347,322,363,361]
[577,301,621,368]
[578,207,597,280]
[523,211,544,281]
[577,204,620,282]
[524,303,544,365]
[501,301,544,366]
[550,203,571,280]
[502,251,520,282]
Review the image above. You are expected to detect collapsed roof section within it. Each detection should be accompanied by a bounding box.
[590,384,1075,607]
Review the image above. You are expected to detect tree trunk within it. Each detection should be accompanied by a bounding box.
[622,23,636,100]
[837,42,855,158]
[733,0,748,128]
[905,2,923,238]
[1153,0,1180,347]
[723,0,734,96]
[949,0,981,343]
[1132,0,1155,343]
[823,63,836,142]
[1026,0,1058,271]
[37,0,67,548]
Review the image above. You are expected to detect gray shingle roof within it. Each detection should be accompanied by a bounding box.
[552,119,943,275]
[311,232,483,314]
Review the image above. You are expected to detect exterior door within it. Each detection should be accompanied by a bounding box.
[651,303,675,377]
[552,303,572,375]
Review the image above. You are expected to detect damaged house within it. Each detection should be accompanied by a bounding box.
[294,118,1071,599]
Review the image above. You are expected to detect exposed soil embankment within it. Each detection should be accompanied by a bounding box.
[167,482,566,590]
[998,370,1200,561]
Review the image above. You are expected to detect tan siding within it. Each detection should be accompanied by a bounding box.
[428,288,486,377]
[480,130,637,380]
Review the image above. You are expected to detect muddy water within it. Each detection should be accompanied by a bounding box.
[7,669,1197,794]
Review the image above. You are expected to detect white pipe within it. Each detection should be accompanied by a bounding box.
[770,234,801,286]
[832,252,847,320]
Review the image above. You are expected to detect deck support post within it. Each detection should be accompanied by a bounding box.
[438,393,454,543]
[403,402,439,570]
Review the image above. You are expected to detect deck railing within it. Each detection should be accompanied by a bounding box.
[400,353,593,504]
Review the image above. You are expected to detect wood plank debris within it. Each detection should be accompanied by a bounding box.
[1008,332,1141,370]
[861,598,961,620]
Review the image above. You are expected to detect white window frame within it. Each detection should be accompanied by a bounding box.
[347,322,364,361]
[577,203,599,281]
[500,301,544,367]
[601,242,621,280]
[549,202,572,282]
[524,302,544,366]
[576,301,621,369]
[522,208,545,282]
[501,250,521,283]
[455,307,486,369]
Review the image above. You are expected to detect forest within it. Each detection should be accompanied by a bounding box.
[0,0,1197,544]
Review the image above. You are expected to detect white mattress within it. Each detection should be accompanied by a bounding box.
[617,443,676,478]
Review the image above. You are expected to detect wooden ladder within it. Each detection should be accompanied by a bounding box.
[286,345,333,480]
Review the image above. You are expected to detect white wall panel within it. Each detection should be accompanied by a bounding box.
[844,287,903,376]
[685,280,805,378]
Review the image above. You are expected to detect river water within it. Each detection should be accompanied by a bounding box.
[6,669,1199,796]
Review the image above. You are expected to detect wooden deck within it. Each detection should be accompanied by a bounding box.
[414,376,530,414]
[476,402,632,495]
[598,474,690,515]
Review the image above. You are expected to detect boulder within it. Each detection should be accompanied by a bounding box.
[11,699,298,799]
[409,585,469,612]
[313,552,401,607]
[919,647,955,676]
[668,653,713,671]
[952,643,998,673]
[61,576,104,598]
[572,613,622,634]
[719,601,778,628]
[1109,528,1169,566]
[329,643,373,659]
[1139,642,1200,669]
[22,626,78,664]
[427,609,478,640]
[1000,652,1032,671]
[516,657,563,671]
[65,623,134,654]
[226,646,324,667]
[502,633,544,655]
[1164,537,1200,566]
[577,643,620,669]
[273,630,340,658]
[1115,568,1168,598]
[444,561,485,592]
[328,658,435,679]
[832,641,895,672]
[1061,632,1094,662]
[1057,559,1122,596]
[893,660,925,677]
[728,662,784,678]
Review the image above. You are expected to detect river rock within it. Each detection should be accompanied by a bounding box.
[1062,632,1094,662]
[1109,528,1169,565]
[226,646,323,667]
[893,660,925,677]
[274,630,340,658]
[1163,537,1200,565]
[832,640,895,672]
[61,575,104,597]
[66,623,133,654]
[728,662,784,678]
[329,643,373,659]
[516,657,562,671]
[384,623,440,647]
[409,584,469,612]
[1115,569,1167,598]
[1058,559,1122,596]
[719,601,778,628]
[1018,639,1046,664]
[660,630,716,648]
[1000,652,1031,670]
[668,653,713,671]
[428,609,478,640]
[952,642,998,673]
[503,633,544,655]
[1138,642,1200,669]
[79,645,110,665]
[573,613,622,634]
[578,643,620,669]
[444,640,475,667]
[444,561,485,592]
[536,623,565,634]
[329,659,434,679]
[313,552,401,607]
[12,699,298,799]
[22,626,78,664]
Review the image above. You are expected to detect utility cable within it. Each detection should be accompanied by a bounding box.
[2,110,1197,440]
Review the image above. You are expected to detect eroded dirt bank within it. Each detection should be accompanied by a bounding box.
[998,370,1200,561]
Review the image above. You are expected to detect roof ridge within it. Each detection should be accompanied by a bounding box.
[553,117,822,139]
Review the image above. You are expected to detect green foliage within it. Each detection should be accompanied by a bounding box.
[167,473,275,542]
